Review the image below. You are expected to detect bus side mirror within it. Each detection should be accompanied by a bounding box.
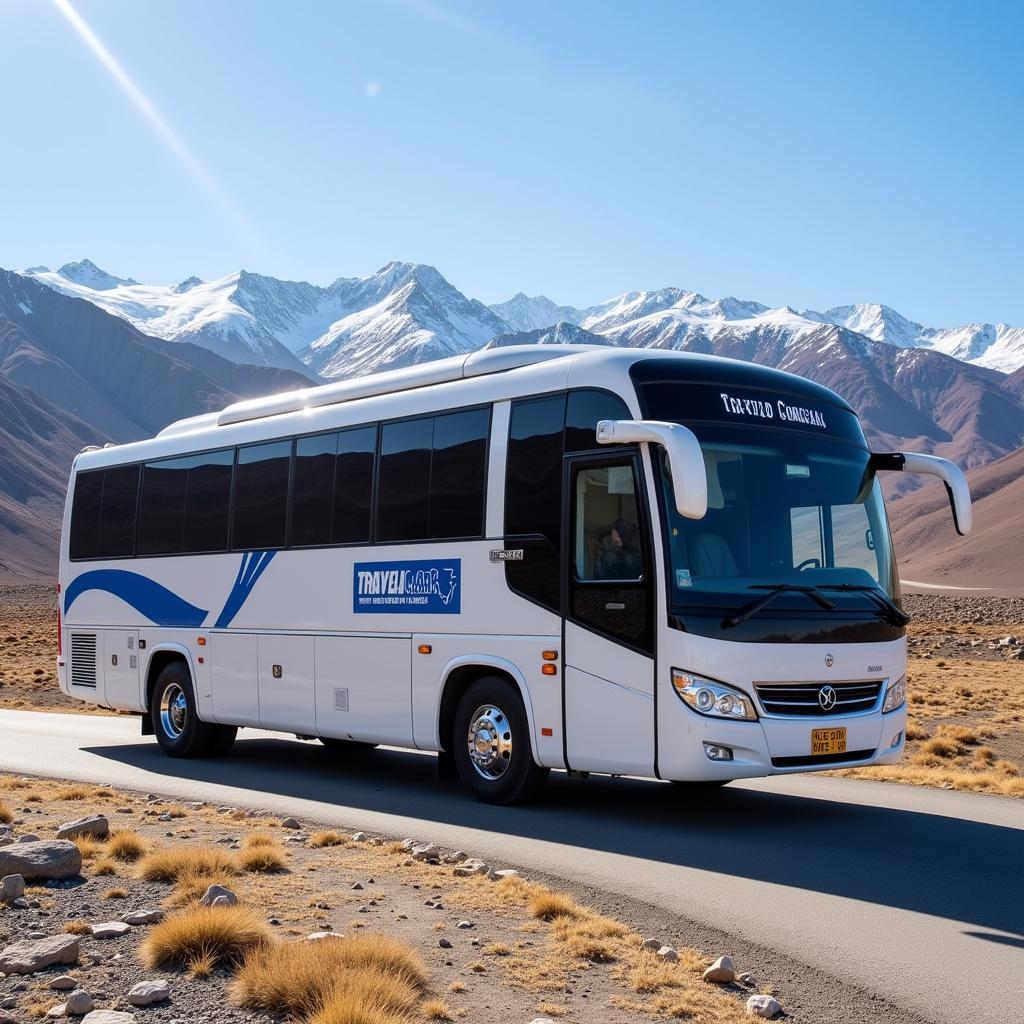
[871,451,973,536]
[597,419,708,520]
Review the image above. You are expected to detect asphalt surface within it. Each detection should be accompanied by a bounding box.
[0,709,1021,1024]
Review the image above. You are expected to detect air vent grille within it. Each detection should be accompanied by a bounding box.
[334,687,350,712]
[70,633,98,688]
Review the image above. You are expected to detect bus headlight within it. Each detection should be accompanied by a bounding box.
[882,675,907,713]
[672,669,757,721]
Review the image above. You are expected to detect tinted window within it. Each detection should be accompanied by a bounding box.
[292,433,337,547]
[182,450,232,552]
[333,426,376,544]
[505,394,566,611]
[138,459,186,555]
[95,465,140,558]
[232,441,291,550]
[377,419,431,542]
[139,450,232,555]
[429,408,489,539]
[69,469,103,560]
[565,389,631,452]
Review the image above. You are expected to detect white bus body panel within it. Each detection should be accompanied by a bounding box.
[315,635,413,746]
[564,621,654,776]
[257,633,315,734]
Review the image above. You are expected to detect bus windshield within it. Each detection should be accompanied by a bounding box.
[658,426,897,605]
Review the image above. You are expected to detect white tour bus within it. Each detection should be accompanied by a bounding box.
[56,345,971,804]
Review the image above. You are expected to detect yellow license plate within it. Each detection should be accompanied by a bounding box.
[811,727,847,756]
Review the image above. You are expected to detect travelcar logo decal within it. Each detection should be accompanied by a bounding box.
[719,391,827,429]
[353,559,461,614]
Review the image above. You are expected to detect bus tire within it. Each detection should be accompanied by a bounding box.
[453,676,549,805]
[206,724,238,758]
[150,662,215,758]
[319,737,378,752]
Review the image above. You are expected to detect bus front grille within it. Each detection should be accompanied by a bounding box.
[70,633,98,688]
[754,680,884,717]
[772,748,876,768]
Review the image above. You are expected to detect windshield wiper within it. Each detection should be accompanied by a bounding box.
[722,584,837,630]
[815,583,911,627]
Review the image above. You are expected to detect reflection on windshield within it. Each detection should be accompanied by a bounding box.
[660,431,896,601]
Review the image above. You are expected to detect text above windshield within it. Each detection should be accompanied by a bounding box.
[719,392,828,429]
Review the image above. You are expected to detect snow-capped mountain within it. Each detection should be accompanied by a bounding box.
[302,263,510,379]
[23,259,1024,380]
[807,302,1024,372]
[488,293,583,332]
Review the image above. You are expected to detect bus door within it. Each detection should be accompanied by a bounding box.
[562,454,655,776]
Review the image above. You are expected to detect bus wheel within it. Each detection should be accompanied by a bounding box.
[453,677,549,805]
[151,662,215,758]
[206,725,237,758]
[319,737,378,752]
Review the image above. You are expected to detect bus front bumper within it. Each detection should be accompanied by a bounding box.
[660,704,907,782]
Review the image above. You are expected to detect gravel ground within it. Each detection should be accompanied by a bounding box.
[0,777,935,1024]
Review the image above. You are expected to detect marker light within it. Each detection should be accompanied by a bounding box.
[672,670,757,720]
[882,676,907,713]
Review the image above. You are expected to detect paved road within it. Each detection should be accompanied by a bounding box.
[1,709,1021,1024]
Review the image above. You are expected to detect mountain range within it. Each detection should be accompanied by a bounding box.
[2,259,1022,585]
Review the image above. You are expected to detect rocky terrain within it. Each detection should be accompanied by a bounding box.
[0,775,897,1024]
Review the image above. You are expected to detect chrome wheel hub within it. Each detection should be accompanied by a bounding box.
[467,704,512,780]
[160,683,188,739]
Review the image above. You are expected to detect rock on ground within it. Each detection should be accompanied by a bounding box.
[199,884,238,907]
[0,841,82,881]
[64,990,95,1015]
[55,815,109,841]
[80,1013,136,1024]
[127,979,170,1006]
[746,994,782,1018]
[0,874,25,902]
[704,954,736,983]
[90,922,131,939]
[0,934,80,974]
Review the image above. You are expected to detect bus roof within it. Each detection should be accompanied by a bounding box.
[158,344,853,439]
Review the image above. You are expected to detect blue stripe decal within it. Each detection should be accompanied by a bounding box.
[212,550,277,628]
[63,570,209,628]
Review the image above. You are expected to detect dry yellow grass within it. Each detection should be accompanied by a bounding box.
[140,904,273,971]
[102,887,127,900]
[485,942,512,956]
[0,777,29,790]
[309,829,348,848]
[72,834,105,860]
[91,857,117,877]
[237,844,289,874]
[535,1003,567,1018]
[233,934,425,1021]
[421,999,453,1020]
[528,890,583,922]
[242,831,278,849]
[138,846,239,883]
[447,982,466,994]
[107,829,149,862]
[64,920,92,935]
[0,799,12,824]
[54,785,96,801]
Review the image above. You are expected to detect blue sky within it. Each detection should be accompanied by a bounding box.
[0,0,1021,324]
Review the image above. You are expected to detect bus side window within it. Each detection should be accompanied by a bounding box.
[505,395,566,612]
[95,465,140,559]
[232,441,291,551]
[69,469,104,560]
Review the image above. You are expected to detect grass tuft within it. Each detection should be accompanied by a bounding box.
[309,830,348,848]
[64,920,92,935]
[233,934,426,1021]
[54,785,96,801]
[140,904,273,972]
[237,844,289,874]
[107,829,149,863]
[422,998,453,1020]
[138,846,239,883]
[72,834,105,860]
[0,799,11,824]
[528,890,584,922]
